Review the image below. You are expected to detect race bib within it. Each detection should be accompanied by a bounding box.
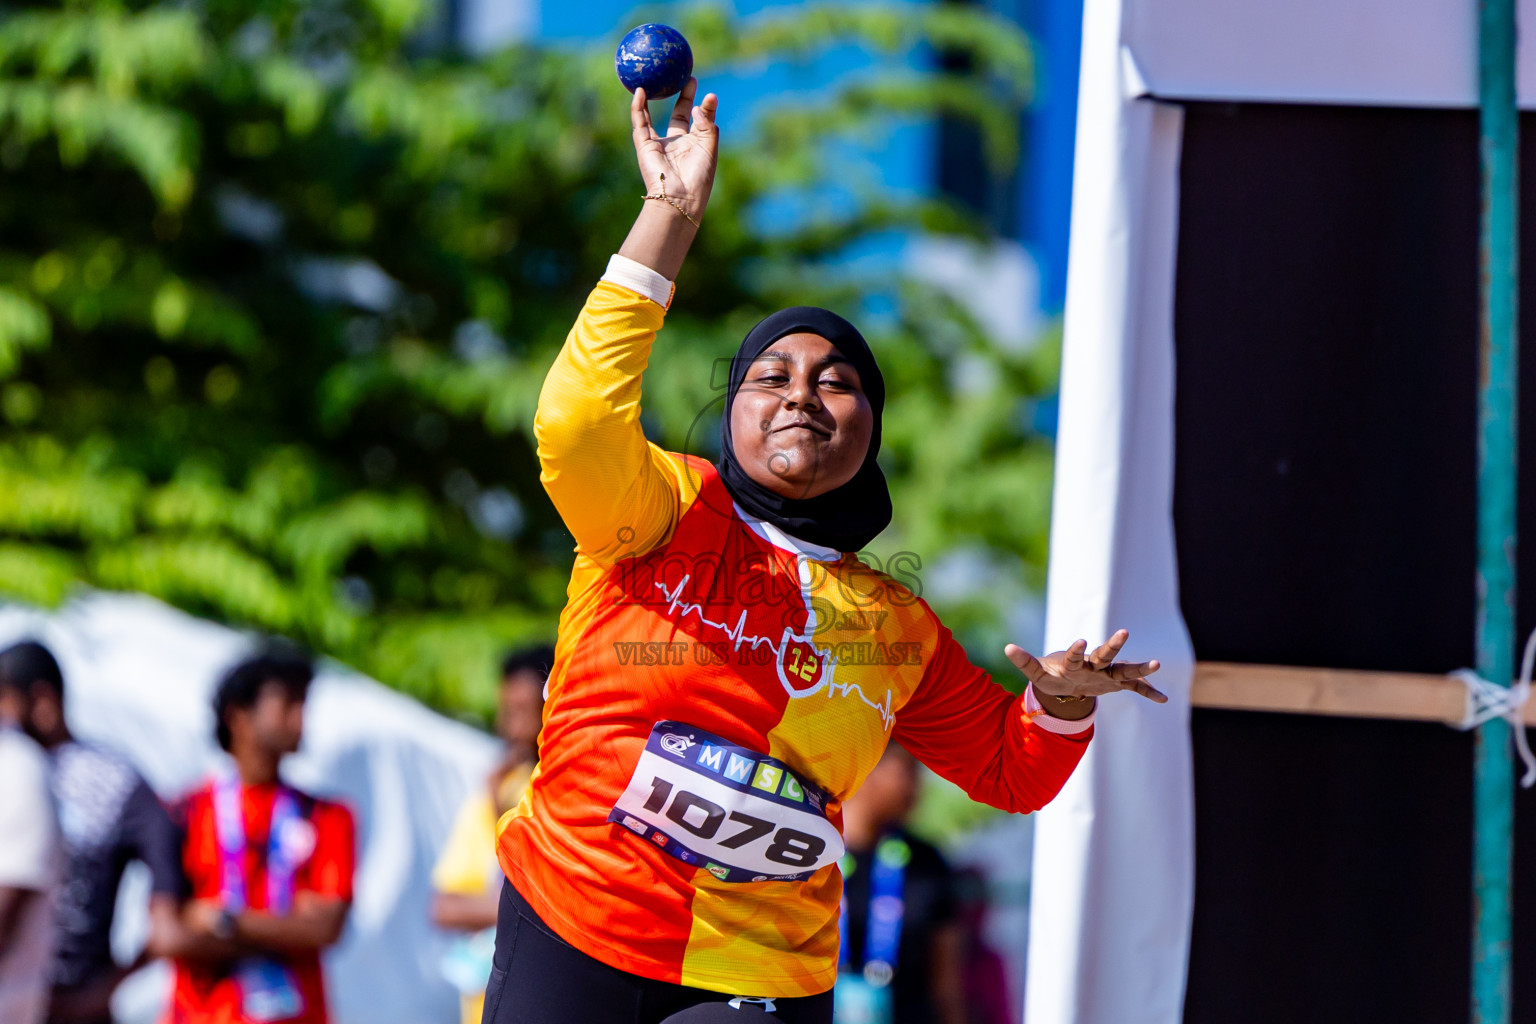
[609,722,844,882]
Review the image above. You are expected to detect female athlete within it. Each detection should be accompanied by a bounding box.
[485,79,1165,1024]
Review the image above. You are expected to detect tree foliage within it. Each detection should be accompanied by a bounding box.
[0,0,1055,719]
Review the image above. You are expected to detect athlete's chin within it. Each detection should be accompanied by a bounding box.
[763,471,859,501]
[749,438,861,499]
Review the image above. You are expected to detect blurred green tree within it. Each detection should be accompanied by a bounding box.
[0,0,1055,719]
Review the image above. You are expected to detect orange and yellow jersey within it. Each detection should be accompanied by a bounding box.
[495,257,1094,998]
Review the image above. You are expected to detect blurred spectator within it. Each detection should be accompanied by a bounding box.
[837,743,965,1024]
[953,870,1013,1024]
[0,640,185,1024]
[0,644,61,1024]
[163,651,355,1024]
[430,645,552,1024]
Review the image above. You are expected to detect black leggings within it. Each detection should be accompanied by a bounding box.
[481,882,833,1024]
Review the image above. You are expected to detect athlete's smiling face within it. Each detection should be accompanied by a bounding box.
[729,333,873,500]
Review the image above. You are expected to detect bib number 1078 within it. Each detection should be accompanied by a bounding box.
[640,776,827,868]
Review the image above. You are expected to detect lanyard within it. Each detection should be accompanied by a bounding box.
[212,769,301,914]
[839,834,910,987]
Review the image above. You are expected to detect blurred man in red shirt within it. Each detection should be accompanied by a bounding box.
[162,651,354,1024]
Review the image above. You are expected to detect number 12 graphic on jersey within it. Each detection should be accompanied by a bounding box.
[609,722,845,882]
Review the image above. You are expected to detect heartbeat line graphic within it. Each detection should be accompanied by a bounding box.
[653,574,895,728]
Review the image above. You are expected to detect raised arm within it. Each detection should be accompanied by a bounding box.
[620,80,716,279]
[534,81,719,563]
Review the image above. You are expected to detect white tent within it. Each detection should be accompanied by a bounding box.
[0,591,499,1024]
[1027,2,1536,1021]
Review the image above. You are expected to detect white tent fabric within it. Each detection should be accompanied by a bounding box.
[1121,0,1536,108]
[1022,0,1195,1019]
[0,592,500,1024]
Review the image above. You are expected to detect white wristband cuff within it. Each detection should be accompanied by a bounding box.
[1024,684,1096,735]
[603,254,674,309]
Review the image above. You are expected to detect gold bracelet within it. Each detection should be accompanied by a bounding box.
[1043,692,1092,703]
[642,172,700,228]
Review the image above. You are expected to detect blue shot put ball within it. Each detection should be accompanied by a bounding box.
[615,23,694,101]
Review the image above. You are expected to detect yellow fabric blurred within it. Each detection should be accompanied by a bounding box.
[433,764,533,1024]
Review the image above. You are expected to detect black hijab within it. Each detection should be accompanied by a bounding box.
[716,307,892,553]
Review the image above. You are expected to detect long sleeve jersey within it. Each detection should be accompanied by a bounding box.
[495,256,1093,998]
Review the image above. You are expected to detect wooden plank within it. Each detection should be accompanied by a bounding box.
[1190,661,1536,726]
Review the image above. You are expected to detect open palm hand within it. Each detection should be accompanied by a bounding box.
[1005,629,1166,703]
[630,78,718,223]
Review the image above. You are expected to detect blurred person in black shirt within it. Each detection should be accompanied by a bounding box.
[0,641,185,1024]
[837,743,965,1024]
